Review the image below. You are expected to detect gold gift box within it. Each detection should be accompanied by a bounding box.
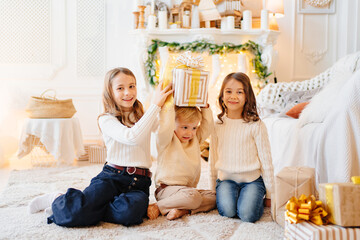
[274,167,317,227]
[172,68,210,107]
[319,182,360,227]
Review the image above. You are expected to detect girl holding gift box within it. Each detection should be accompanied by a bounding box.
[209,72,274,223]
[147,103,216,221]
[28,67,173,227]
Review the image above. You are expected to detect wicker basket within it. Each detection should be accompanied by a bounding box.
[26,89,76,118]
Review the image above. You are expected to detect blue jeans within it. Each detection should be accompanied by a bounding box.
[47,164,151,227]
[216,176,266,223]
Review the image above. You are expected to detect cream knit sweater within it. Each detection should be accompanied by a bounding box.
[98,104,160,169]
[209,116,274,198]
[154,106,213,188]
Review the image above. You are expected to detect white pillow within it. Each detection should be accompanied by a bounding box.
[298,69,358,127]
[278,88,322,117]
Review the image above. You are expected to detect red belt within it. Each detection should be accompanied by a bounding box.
[155,183,168,195]
[107,163,152,178]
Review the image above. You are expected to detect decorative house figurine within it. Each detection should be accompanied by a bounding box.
[198,0,221,28]
[220,0,242,29]
[170,4,180,24]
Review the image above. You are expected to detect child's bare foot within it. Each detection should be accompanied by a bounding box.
[147,203,160,220]
[166,209,190,220]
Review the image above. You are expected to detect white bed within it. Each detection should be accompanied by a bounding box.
[258,52,360,185]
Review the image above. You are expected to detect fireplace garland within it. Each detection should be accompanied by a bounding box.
[145,39,272,86]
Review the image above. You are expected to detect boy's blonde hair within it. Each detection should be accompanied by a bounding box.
[175,106,202,123]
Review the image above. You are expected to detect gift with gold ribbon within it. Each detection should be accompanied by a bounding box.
[285,194,328,225]
[318,177,360,227]
[273,166,317,227]
[172,51,210,107]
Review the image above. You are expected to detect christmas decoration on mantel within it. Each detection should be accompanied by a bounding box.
[305,0,332,8]
[145,39,272,86]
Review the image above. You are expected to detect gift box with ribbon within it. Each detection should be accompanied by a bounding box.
[172,51,210,107]
[274,166,317,227]
[285,194,328,225]
[318,176,360,227]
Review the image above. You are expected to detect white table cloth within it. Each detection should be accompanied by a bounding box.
[17,118,85,164]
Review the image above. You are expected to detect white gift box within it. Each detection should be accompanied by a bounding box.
[172,68,210,107]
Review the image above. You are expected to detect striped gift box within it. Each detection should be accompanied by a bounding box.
[89,145,107,164]
[77,141,104,161]
[285,221,360,240]
[172,68,210,107]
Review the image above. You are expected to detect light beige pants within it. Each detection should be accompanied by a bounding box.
[155,185,216,215]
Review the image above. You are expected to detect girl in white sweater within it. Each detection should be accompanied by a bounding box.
[209,72,274,223]
[29,67,172,227]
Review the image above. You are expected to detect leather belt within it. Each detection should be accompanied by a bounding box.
[107,163,152,178]
[155,183,168,195]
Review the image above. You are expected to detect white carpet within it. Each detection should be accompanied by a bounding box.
[0,162,284,240]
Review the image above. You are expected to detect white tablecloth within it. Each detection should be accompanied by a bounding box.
[17,118,85,164]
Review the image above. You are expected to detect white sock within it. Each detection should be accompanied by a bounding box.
[28,192,61,214]
[44,207,53,216]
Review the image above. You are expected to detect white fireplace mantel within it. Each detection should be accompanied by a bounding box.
[129,28,280,102]
[129,28,280,46]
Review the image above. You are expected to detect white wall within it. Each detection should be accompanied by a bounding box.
[0,0,359,165]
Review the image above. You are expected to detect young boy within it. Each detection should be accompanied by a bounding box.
[147,104,216,220]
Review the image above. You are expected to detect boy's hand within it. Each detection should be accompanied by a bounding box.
[264,198,271,207]
[201,103,210,108]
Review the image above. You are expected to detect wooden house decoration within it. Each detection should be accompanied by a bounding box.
[220,0,243,29]
[170,5,180,24]
[198,0,221,28]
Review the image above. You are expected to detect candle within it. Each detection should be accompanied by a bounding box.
[150,0,155,15]
[182,11,190,28]
[147,15,156,30]
[242,10,252,30]
[238,53,247,73]
[227,16,235,30]
[158,10,167,29]
[261,9,269,30]
[191,5,200,29]
[136,0,144,6]
[220,17,227,30]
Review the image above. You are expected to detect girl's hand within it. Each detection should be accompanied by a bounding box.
[152,82,173,107]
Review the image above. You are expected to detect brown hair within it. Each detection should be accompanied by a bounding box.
[217,72,259,123]
[175,106,202,123]
[100,67,144,127]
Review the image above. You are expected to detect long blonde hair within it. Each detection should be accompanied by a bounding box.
[217,72,259,123]
[100,67,144,127]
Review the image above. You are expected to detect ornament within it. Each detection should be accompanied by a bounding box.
[305,0,332,8]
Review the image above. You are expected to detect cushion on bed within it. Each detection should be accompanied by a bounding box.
[285,102,309,119]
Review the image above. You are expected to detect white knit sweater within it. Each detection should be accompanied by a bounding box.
[209,116,274,198]
[98,104,160,169]
[154,106,213,188]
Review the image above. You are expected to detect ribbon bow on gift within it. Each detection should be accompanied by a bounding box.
[285,194,328,225]
[351,176,360,184]
[176,51,204,69]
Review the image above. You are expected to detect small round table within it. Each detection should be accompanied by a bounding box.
[17,118,85,166]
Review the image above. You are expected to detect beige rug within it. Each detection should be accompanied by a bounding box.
[0,162,284,239]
